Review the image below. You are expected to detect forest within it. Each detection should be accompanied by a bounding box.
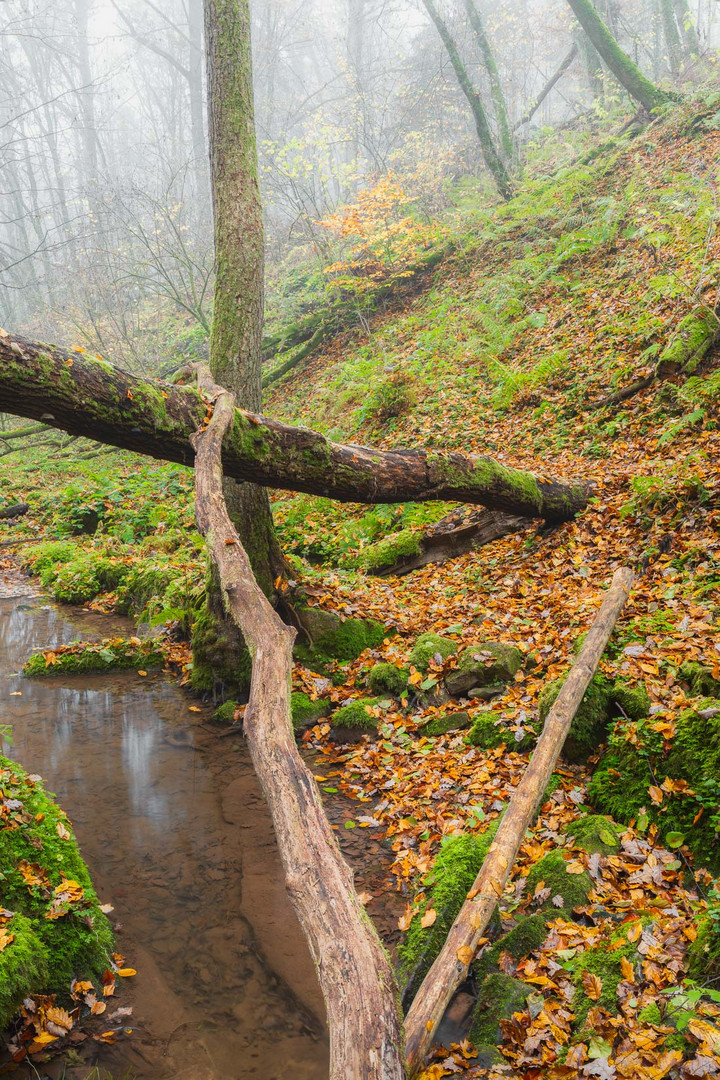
[0,0,719,1078]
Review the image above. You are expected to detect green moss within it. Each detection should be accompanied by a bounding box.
[470,972,529,1045]
[466,713,509,749]
[678,661,720,698]
[0,754,114,1025]
[409,632,457,673]
[666,698,720,780]
[342,529,422,572]
[23,638,164,676]
[686,912,720,981]
[330,698,379,733]
[190,600,251,695]
[398,821,501,1001]
[656,308,719,376]
[538,673,613,762]
[420,711,471,737]
[295,606,386,665]
[474,913,549,982]
[526,851,592,916]
[570,943,636,1030]
[291,691,330,730]
[0,914,50,1031]
[612,680,651,720]
[638,1001,662,1024]
[445,642,522,695]
[22,540,78,574]
[367,662,410,697]
[211,701,240,724]
[564,814,624,856]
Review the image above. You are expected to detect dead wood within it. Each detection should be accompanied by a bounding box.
[372,509,530,576]
[403,566,633,1076]
[189,363,406,1080]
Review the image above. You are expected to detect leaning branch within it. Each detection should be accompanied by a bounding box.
[514,44,578,129]
[403,566,633,1076]
[190,366,406,1080]
[0,331,589,520]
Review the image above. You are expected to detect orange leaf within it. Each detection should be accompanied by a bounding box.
[420,908,437,929]
[581,970,603,1001]
[456,946,474,966]
[648,785,664,805]
[620,956,635,983]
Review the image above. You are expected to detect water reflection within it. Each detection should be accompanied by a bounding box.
[0,591,327,1080]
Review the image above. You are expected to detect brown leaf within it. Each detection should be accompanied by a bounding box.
[581,970,603,1001]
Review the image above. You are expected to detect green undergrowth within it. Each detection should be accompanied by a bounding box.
[0,754,113,1029]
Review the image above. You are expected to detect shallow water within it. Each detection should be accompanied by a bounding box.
[0,580,328,1080]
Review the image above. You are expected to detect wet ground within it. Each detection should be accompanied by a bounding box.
[0,565,332,1079]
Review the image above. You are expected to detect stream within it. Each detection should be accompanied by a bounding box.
[0,572,331,1080]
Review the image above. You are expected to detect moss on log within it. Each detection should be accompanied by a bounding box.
[0,332,589,520]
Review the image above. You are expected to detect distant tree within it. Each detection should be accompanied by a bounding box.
[421,0,513,199]
[565,0,674,110]
[462,0,514,162]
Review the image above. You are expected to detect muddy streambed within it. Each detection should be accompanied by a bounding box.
[0,578,333,1080]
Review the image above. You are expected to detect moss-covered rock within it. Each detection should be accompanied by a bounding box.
[211,700,240,724]
[589,699,720,871]
[525,851,592,916]
[419,711,471,737]
[0,912,49,1030]
[564,814,624,856]
[295,606,386,666]
[474,913,549,982]
[0,754,114,1029]
[342,529,422,573]
[469,972,529,1046]
[465,712,508,749]
[291,691,330,731]
[23,637,164,677]
[538,673,613,762]
[409,632,457,673]
[329,698,379,740]
[445,643,522,697]
[678,661,720,699]
[367,662,409,697]
[398,822,502,1003]
[570,942,637,1030]
[613,680,651,720]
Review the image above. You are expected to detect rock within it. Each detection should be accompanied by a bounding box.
[678,661,720,698]
[409,632,457,673]
[295,606,386,666]
[328,698,379,742]
[564,814,623,856]
[469,972,530,1045]
[367,662,409,697]
[526,851,592,916]
[418,711,471,737]
[290,691,330,731]
[444,642,522,697]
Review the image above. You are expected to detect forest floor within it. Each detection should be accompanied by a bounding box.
[1,94,720,1079]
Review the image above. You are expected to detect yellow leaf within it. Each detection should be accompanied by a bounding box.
[687,1018,720,1053]
[116,967,136,977]
[456,945,474,966]
[620,956,635,983]
[648,785,664,805]
[420,908,437,929]
[565,860,586,874]
[581,970,602,1001]
[627,922,642,943]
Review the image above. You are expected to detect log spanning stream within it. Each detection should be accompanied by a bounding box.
[0,577,329,1080]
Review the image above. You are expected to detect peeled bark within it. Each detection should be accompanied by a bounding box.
[403,566,634,1076]
[565,0,673,111]
[0,332,589,520]
[190,365,405,1080]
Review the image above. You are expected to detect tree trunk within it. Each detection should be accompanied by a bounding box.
[403,566,633,1076]
[204,0,285,592]
[422,0,513,200]
[660,0,683,72]
[190,365,406,1080]
[462,0,514,161]
[673,0,699,53]
[0,333,590,521]
[565,0,673,110]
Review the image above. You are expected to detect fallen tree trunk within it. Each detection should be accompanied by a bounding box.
[0,331,589,520]
[0,503,29,520]
[190,364,406,1080]
[403,565,633,1076]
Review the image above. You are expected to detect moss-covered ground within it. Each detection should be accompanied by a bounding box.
[2,94,720,1075]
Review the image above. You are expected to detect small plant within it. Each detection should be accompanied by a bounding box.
[359,371,417,424]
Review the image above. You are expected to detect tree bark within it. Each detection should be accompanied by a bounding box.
[660,0,683,72]
[0,333,589,521]
[190,365,406,1080]
[205,0,285,593]
[462,0,514,161]
[565,0,673,110]
[403,566,633,1077]
[422,0,513,200]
